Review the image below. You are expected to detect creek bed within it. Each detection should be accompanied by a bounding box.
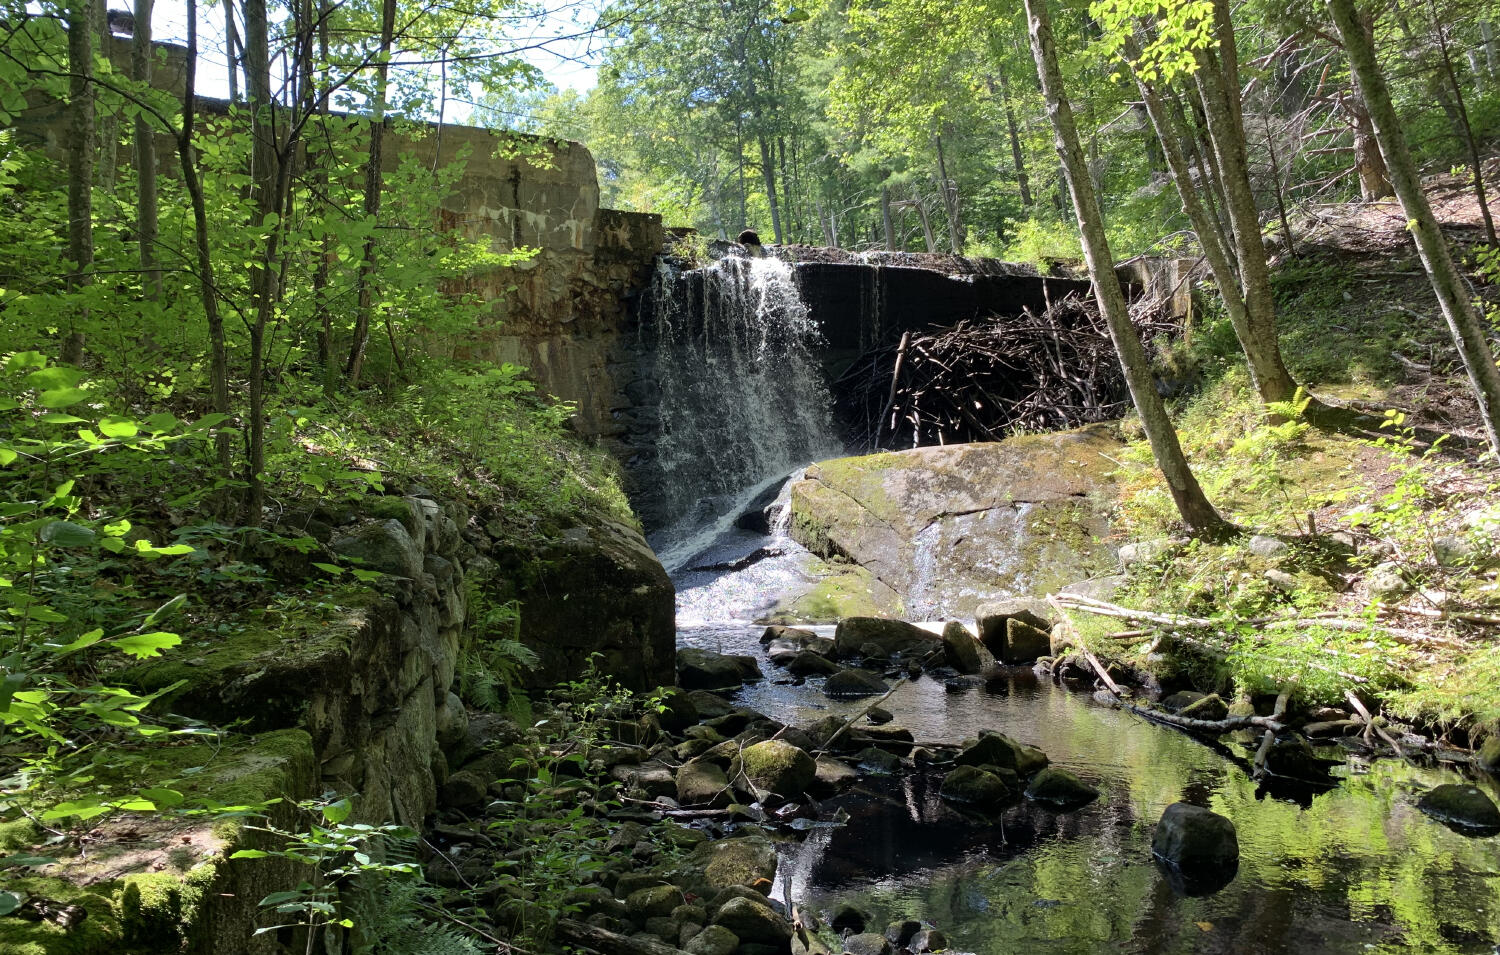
[679,622,1500,955]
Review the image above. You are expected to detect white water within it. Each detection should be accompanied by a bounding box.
[646,254,842,571]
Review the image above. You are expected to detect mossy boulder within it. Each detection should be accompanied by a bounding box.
[955,731,1048,777]
[628,885,685,919]
[676,761,732,807]
[833,617,937,659]
[685,924,740,955]
[1477,735,1500,776]
[788,426,1122,618]
[1024,767,1100,811]
[941,620,997,676]
[939,765,1013,809]
[712,896,793,947]
[823,668,888,698]
[1152,803,1239,876]
[691,836,778,891]
[998,618,1050,665]
[735,740,817,801]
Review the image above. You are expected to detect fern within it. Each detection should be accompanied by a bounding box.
[346,868,482,955]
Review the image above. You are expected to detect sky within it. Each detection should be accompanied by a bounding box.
[143,0,604,121]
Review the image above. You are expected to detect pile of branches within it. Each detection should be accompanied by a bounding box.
[833,292,1180,451]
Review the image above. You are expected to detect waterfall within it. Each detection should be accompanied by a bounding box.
[643,254,841,568]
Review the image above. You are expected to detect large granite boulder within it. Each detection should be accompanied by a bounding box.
[735,740,817,802]
[1152,803,1239,883]
[834,617,939,659]
[677,648,762,690]
[788,426,1121,618]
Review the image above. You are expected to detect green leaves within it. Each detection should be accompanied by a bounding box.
[110,632,183,659]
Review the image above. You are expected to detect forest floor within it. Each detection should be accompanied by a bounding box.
[1071,166,1500,745]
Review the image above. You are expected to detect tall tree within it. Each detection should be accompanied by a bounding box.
[132,0,159,299]
[1024,0,1228,535]
[1328,0,1500,454]
[63,0,94,365]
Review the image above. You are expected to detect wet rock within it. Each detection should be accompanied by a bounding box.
[686,691,738,720]
[1262,735,1340,785]
[884,920,921,948]
[1417,784,1500,835]
[999,618,1051,665]
[1024,767,1100,811]
[676,761,731,806]
[763,624,815,644]
[693,836,778,891]
[1151,803,1238,878]
[910,929,947,953]
[1478,736,1500,775]
[646,916,684,940]
[628,885,684,919]
[786,651,841,677]
[678,648,763,691]
[954,730,1048,777]
[824,668,889,698]
[813,756,858,792]
[709,885,782,916]
[854,747,902,775]
[713,896,793,947]
[767,638,805,664]
[942,620,998,676]
[975,599,1053,648]
[830,903,869,935]
[834,617,937,659]
[737,739,817,801]
[843,932,892,955]
[866,706,893,724]
[939,765,1013,808]
[855,724,916,754]
[685,925,739,955]
[1178,694,1229,722]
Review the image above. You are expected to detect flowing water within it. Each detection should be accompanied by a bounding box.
[647,251,1500,954]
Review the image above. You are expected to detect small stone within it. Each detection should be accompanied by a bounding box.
[1417,783,1500,835]
[1178,694,1229,722]
[854,747,901,775]
[813,757,857,792]
[824,669,889,698]
[1248,534,1290,558]
[1161,691,1205,712]
[1366,561,1410,600]
[954,731,1048,777]
[439,770,488,811]
[1119,539,1171,567]
[842,932,892,955]
[676,761,731,807]
[1265,569,1299,592]
[866,707,894,724]
[786,651,841,677]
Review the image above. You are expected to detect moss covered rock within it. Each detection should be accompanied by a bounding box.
[939,765,1013,809]
[736,740,816,801]
[954,731,1048,777]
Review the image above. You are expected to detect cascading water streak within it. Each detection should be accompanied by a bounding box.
[645,254,842,571]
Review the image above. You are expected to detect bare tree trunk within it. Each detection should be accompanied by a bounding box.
[1192,2,1299,403]
[177,0,232,479]
[882,185,895,250]
[243,0,277,521]
[1329,0,1500,454]
[91,0,118,193]
[1349,90,1393,200]
[996,72,1033,208]
[64,0,94,365]
[936,133,962,253]
[757,134,784,244]
[1428,0,1496,244]
[1025,0,1228,535]
[347,0,397,388]
[132,0,160,299]
[914,197,937,252]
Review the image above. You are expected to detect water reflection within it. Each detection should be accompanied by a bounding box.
[680,625,1500,954]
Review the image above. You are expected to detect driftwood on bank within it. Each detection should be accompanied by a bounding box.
[556,919,690,955]
[834,292,1179,451]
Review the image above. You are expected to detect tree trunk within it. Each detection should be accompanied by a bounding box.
[1025,0,1228,535]
[132,0,160,299]
[243,0,278,522]
[224,0,242,103]
[882,185,895,250]
[64,0,94,365]
[177,0,233,479]
[1328,0,1500,454]
[997,72,1033,208]
[1191,5,1299,403]
[914,197,937,252]
[1427,0,1496,244]
[757,134,784,245]
[1349,89,1393,200]
[347,0,397,387]
[936,133,962,253]
[1130,42,1288,408]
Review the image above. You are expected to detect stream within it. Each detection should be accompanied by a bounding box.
[645,252,1500,954]
[667,513,1500,955]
